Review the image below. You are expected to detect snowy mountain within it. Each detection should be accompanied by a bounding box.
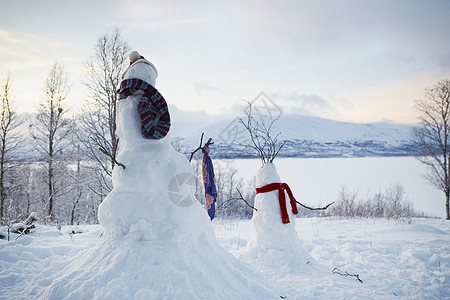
[14,108,417,160]
[169,107,417,158]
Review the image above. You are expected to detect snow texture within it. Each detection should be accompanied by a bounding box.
[1,218,449,299]
[11,59,274,299]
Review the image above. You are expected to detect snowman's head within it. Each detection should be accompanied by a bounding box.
[129,50,142,64]
[123,51,158,85]
[255,163,281,187]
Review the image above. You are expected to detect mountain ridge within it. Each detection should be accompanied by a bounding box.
[169,109,417,158]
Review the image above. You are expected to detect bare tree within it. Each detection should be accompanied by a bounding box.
[214,163,241,218]
[414,79,450,220]
[0,74,25,224]
[31,61,71,223]
[65,143,100,225]
[330,184,416,220]
[239,101,286,165]
[79,28,130,196]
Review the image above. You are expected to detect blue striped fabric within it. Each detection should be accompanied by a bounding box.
[202,138,217,220]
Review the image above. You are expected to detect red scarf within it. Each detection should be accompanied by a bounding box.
[256,183,298,224]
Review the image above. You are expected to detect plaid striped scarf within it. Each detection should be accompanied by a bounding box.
[117,78,171,139]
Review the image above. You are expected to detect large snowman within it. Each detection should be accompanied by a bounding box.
[97,51,200,239]
[35,51,275,300]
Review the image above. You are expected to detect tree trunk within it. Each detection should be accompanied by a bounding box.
[71,202,75,226]
[48,128,54,222]
[0,144,4,223]
[48,158,54,221]
[71,152,82,226]
[446,191,449,220]
[0,159,4,224]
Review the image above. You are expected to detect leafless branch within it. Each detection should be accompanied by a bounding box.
[217,188,257,211]
[189,133,214,162]
[332,265,363,283]
[271,140,287,163]
[239,101,286,165]
[189,133,204,162]
[413,79,450,219]
[99,144,126,169]
[297,201,334,211]
[77,28,130,195]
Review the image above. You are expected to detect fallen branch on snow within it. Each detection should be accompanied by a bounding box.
[332,265,363,283]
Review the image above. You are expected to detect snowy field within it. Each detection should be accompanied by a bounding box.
[216,217,450,299]
[216,157,444,218]
[1,218,449,299]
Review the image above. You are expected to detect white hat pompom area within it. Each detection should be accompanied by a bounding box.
[129,50,141,63]
[124,50,158,80]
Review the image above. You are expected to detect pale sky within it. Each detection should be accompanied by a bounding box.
[1,0,449,124]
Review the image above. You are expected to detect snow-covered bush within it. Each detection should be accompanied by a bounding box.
[11,212,37,234]
[330,184,423,220]
[0,212,37,241]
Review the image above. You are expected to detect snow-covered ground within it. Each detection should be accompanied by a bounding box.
[1,218,448,299]
[217,218,450,299]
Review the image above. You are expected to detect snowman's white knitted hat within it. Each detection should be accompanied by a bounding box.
[129,50,141,63]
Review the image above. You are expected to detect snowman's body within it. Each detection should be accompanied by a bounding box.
[98,59,197,236]
[240,163,316,274]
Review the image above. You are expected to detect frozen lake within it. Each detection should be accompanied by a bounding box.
[215,157,445,218]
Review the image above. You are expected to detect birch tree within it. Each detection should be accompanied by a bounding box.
[414,79,450,220]
[0,74,25,224]
[78,28,130,196]
[31,61,71,223]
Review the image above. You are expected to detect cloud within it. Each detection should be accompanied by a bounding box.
[195,81,225,96]
[114,0,215,28]
[269,91,354,118]
[230,0,450,67]
[116,0,210,16]
[0,28,24,44]
[0,28,63,70]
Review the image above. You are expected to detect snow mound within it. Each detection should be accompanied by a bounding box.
[30,225,273,300]
[25,59,275,299]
